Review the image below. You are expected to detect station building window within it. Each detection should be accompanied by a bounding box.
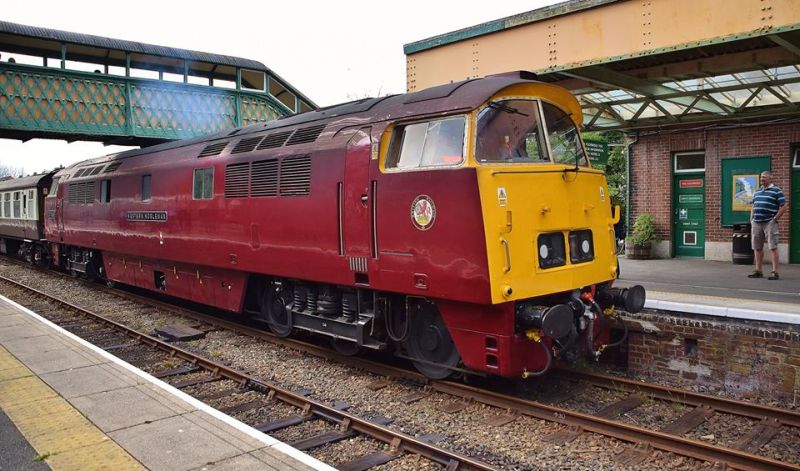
[193,168,214,200]
[386,116,465,170]
[674,152,705,173]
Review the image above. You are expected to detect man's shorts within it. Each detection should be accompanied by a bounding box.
[752,219,779,250]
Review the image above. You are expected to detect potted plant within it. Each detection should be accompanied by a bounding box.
[626,213,659,259]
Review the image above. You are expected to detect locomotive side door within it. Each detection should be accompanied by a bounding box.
[342,127,372,266]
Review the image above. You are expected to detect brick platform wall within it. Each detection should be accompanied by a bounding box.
[623,311,800,404]
[631,123,800,244]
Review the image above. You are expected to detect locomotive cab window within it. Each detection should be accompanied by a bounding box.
[540,102,588,166]
[477,100,548,163]
[193,168,214,200]
[386,116,465,170]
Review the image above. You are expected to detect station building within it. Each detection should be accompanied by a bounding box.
[403,0,800,262]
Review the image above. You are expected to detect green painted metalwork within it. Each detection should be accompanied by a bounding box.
[0,62,289,142]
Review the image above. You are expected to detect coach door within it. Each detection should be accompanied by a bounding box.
[673,152,705,258]
[791,148,800,263]
[342,127,372,277]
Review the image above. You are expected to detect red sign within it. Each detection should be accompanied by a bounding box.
[680,179,703,188]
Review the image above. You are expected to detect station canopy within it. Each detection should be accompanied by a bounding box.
[404,0,800,132]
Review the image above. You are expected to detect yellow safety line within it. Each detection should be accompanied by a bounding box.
[0,346,145,470]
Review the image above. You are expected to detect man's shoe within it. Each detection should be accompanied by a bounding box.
[768,271,780,280]
[748,271,763,278]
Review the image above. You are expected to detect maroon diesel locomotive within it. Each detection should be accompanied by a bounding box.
[39,72,644,379]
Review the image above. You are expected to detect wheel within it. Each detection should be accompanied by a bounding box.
[330,338,361,356]
[261,283,293,337]
[403,303,460,379]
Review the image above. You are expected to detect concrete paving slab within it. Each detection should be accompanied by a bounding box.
[252,446,317,471]
[108,414,245,471]
[189,451,286,471]
[0,313,30,328]
[3,334,74,356]
[0,323,50,342]
[39,363,140,399]
[68,384,191,433]
[180,410,269,454]
[17,347,103,375]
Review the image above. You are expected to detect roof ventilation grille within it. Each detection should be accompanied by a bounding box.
[198,141,229,158]
[231,136,263,154]
[257,130,292,150]
[286,124,325,146]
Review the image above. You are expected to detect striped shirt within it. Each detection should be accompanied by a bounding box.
[751,184,786,222]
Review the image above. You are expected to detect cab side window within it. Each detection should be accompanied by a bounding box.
[193,168,214,200]
[386,116,465,170]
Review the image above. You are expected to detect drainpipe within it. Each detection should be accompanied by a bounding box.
[625,132,639,235]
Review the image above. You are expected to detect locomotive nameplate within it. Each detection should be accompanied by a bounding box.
[126,211,168,222]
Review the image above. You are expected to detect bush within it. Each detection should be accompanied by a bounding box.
[628,213,659,247]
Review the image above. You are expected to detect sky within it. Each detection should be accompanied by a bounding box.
[1,1,561,174]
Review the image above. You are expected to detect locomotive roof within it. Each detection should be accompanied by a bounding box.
[0,171,55,191]
[77,71,567,166]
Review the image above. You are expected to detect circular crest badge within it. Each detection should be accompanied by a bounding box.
[410,195,436,231]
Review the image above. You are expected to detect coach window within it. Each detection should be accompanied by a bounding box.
[193,168,214,200]
[12,192,20,218]
[27,190,35,219]
[100,180,111,203]
[386,116,465,170]
[3,193,9,218]
[141,175,152,201]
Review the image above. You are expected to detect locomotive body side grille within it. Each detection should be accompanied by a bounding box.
[279,155,311,196]
[286,124,325,146]
[224,163,250,198]
[257,131,292,150]
[198,141,229,158]
[348,256,368,272]
[231,137,263,154]
[250,159,278,197]
[67,181,96,204]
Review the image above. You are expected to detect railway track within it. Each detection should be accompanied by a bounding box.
[1,260,799,470]
[0,275,492,471]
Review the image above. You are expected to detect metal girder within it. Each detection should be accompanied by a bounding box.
[769,34,800,58]
[561,66,734,115]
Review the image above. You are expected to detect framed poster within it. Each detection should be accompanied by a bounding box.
[732,174,759,212]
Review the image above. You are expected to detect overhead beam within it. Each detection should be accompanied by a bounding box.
[561,66,733,115]
[769,34,800,58]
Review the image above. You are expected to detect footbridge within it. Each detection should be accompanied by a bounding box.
[0,21,315,146]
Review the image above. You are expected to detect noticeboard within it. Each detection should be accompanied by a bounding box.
[583,137,609,170]
[720,156,770,226]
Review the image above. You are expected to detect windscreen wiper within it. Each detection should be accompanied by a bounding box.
[489,102,528,117]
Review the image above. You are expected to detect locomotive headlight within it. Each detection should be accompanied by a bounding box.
[569,230,594,264]
[537,233,566,269]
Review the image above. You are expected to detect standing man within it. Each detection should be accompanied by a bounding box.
[748,170,787,280]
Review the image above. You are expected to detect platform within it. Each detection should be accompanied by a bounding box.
[616,257,800,324]
[0,295,336,471]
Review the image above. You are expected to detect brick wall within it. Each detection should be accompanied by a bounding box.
[623,311,800,404]
[631,123,800,243]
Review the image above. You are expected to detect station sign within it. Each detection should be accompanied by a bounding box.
[583,137,609,170]
[679,179,703,188]
[679,194,703,204]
